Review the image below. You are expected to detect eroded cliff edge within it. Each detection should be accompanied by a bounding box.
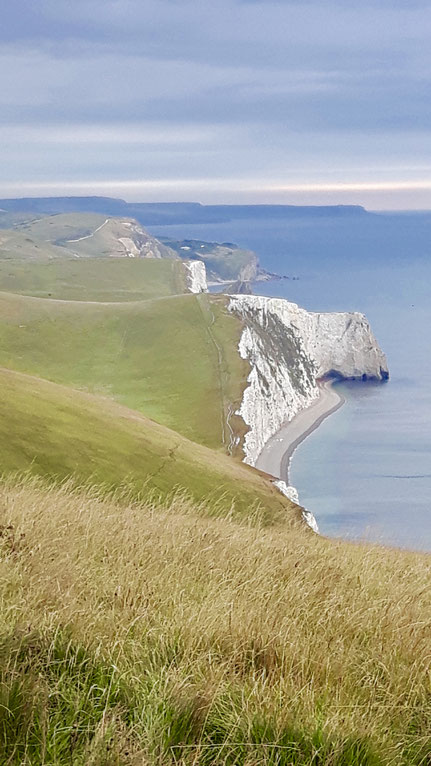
[185,261,208,293]
[228,295,388,468]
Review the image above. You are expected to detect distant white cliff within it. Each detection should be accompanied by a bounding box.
[228,295,388,467]
[185,261,208,293]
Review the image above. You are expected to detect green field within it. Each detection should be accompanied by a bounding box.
[0,291,247,450]
[0,229,74,261]
[0,257,187,301]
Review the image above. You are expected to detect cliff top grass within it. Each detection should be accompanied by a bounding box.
[0,291,247,450]
[0,256,187,301]
[0,476,429,765]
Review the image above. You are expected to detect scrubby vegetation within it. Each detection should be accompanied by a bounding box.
[0,477,429,765]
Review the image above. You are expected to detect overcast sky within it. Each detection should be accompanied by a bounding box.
[1,0,430,208]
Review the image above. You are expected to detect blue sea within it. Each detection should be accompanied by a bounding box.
[150,212,431,552]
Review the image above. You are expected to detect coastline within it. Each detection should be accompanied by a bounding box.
[255,380,345,483]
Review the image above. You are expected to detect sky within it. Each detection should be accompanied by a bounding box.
[1,0,430,209]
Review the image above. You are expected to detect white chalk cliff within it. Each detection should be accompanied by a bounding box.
[274,480,320,533]
[228,295,388,467]
[185,261,208,293]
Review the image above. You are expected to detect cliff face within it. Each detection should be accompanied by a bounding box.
[115,218,177,259]
[228,295,388,466]
[237,253,259,282]
[185,261,208,293]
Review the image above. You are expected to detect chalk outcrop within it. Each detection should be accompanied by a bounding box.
[185,261,208,293]
[274,480,320,533]
[228,295,388,467]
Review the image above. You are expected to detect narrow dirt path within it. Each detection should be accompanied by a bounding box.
[66,218,110,243]
[197,294,233,450]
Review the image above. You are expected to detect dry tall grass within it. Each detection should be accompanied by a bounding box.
[0,476,430,765]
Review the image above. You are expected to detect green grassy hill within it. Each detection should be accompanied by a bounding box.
[0,291,246,450]
[0,367,290,524]
[17,213,177,259]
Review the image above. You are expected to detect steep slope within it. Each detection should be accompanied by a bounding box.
[0,291,246,451]
[229,295,388,465]
[0,367,293,524]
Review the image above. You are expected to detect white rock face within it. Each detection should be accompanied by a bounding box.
[273,480,299,504]
[273,480,319,533]
[118,237,140,257]
[229,295,388,466]
[185,261,208,293]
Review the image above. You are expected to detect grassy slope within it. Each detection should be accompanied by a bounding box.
[17,212,108,243]
[0,478,429,765]
[16,213,177,259]
[0,368,290,524]
[0,211,41,228]
[0,291,247,450]
[0,257,187,301]
[0,229,74,261]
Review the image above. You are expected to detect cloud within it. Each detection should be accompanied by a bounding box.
[0,0,430,208]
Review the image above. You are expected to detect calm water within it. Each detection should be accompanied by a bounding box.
[150,212,431,551]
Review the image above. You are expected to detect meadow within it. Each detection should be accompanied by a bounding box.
[0,257,187,302]
[0,477,429,765]
[0,290,247,450]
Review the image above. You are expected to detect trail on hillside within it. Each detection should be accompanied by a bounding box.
[197,295,235,452]
[66,218,110,243]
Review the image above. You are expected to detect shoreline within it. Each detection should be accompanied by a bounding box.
[255,380,345,483]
